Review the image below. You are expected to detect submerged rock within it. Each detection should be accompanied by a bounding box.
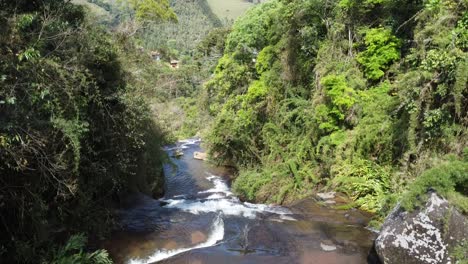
[375,192,468,264]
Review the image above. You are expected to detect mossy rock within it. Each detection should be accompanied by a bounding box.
[375,192,468,264]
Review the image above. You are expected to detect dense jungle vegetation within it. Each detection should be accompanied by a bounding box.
[0,0,176,262]
[205,0,468,221]
[1,0,467,262]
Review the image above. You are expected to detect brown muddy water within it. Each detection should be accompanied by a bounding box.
[102,139,378,264]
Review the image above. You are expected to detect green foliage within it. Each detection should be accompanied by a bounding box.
[356,27,401,80]
[51,117,90,173]
[331,159,392,212]
[233,169,273,201]
[153,96,212,140]
[225,0,284,54]
[139,0,220,54]
[401,160,468,213]
[451,239,468,264]
[255,45,278,74]
[339,0,390,9]
[339,82,398,163]
[204,0,467,212]
[233,163,315,204]
[197,27,231,56]
[318,74,357,132]
[0,0,170,262]
[206,54,253,110]
[17,47,41,62]
[50,234,112,264]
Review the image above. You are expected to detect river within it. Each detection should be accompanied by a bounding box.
[102,139,378,264]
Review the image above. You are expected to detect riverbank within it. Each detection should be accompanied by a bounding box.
[101,139,377,264]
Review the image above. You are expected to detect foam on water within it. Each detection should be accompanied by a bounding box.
[163,174,296,220]
[127,215,224,264]
[164,138,201,151]
[107,139,375,264]
[128,152,295,263]
[178,138,201,145]
[179,138,201,149]
[206,193,225,200]
[199,174,233,196]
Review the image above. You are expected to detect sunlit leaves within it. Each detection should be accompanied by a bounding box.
[356,27,401,80]
[331,158,392,212]
[316,74,357,132]
[17,47,40,62]
[16,13,35,30]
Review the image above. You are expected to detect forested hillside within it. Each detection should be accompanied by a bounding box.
[138,0,221,54]
[206,0,468,219]
[1,0,467,262]
[0,0,175,262]
[121,0,232,139]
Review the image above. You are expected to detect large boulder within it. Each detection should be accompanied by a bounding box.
[375,192,468,264]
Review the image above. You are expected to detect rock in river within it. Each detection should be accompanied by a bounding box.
[194,151,208,161]
[317,192,336,200]
[375,192,468,264]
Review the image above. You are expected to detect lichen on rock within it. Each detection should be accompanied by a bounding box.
[375,192,468,264]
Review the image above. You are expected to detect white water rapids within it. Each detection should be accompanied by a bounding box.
[164,174,295,219]
[127,172,295,264]
[128,214,225,264]
[104,138,376,264]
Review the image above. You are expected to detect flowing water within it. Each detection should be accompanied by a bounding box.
[103,139,378,264]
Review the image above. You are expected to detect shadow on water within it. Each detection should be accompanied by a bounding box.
[102,139,379,264]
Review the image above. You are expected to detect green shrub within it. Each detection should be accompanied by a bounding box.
[233,169,273,201]
[204,0,467,222]
[50,234,112,264]
[401,160,468,213]
[233,163,316,204]
[356,27,401,80]
[331,159,392,212]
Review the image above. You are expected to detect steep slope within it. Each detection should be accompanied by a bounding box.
[206,0,467,217]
